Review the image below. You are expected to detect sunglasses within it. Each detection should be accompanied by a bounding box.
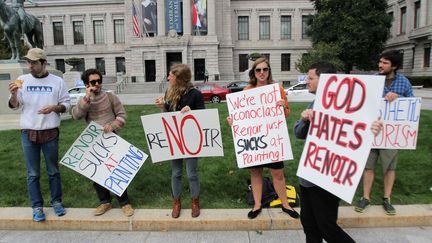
[255,67,270,73]
[89,79,102,86]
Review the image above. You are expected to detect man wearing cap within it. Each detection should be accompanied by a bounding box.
[8,48,70,222]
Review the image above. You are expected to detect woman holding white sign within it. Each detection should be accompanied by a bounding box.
[155,63,205,218]
[228,57,299,219]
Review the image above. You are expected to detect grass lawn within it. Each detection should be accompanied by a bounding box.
[1,103,431,209]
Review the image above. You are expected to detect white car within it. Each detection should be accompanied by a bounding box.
[68,86,112,106]
[285,83,315,102]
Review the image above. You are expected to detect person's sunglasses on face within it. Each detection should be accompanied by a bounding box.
[255,67,270,73]
[89,79,102,86]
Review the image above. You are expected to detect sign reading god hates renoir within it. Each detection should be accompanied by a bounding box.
[227,83,293,168]
[60,122,148,196]
[141,109,224,163]
[296,74,384,203]
[372,97,421,149]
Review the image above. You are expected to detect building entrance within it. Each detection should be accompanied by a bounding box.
[145,60,156,82]
[166,52,182,77]
[194,58,205,81]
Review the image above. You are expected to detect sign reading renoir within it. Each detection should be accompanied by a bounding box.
[60,121,148,196]
[141,109,224,163]
[227,83,293,168]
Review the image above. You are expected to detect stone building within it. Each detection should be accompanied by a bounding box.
[24,0,314,84]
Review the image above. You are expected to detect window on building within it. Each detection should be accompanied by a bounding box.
[239,54,249,72]
[238,16,249,40]
[399,50,404,69]
[259,16,270,40]
[53,22,64,45]
[55,59,65,73]
[302,15,311,39]
[281,54,291,71]
[114,19,125,43]
[424,44,431,68]
[73,21,84,44]
[388,11,394,37]
[262,53,270,62]
[95,58,106,75]
[414,1,421,29]
[280,15,291,40]
[93,20,105,44]
[116,57,126,73]
[400,7,406,34]
[412,47,416,68]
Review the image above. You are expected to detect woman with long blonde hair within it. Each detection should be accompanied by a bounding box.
[155,63,205,218]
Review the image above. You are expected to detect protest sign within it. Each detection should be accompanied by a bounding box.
[373,97,421,149]
[141,109,224,163]
[296,74,384,203]
[227,83,293,168]
[60,121,148,196]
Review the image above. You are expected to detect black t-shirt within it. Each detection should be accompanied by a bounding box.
[164,88,205,112]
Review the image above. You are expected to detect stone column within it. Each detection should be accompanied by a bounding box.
[157,0,165,36]
[183,0,191,36]
[207,0,216,35]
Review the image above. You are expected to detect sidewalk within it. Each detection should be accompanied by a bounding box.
[0,205,431,231]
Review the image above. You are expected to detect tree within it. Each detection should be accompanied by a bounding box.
[300,0,392,73]
[295,42,344,73]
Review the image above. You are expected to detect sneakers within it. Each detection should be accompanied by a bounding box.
[33,207,46,222]
[354,197,370,213]
[94,203,112,216]
[52,202,66,217]
[121,204,134,217]
[383,198,396,215]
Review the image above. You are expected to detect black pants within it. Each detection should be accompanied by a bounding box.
[300,185,355,243]
[93,182,130,206]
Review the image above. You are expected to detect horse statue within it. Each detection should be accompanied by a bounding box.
[0,0,43,60]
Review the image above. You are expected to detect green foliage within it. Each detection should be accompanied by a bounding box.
[295,42,344,73]
[304,0,392,73]
[1,104,431,208]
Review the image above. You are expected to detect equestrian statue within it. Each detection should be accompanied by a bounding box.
[0,0,43,60]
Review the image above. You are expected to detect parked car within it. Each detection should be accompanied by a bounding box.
[68,86,112,106]
[195,83,230,103]
[284,83,315,102]
[225,81,249,93]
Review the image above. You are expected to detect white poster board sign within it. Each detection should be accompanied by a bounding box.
[296,74,384,203]
[372,97,421,149]
[141,109,224,163]
[227,83,293,168]
[60,121,148,196]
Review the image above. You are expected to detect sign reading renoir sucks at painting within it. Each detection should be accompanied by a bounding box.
[141,109,224,163]
[227,83,293,168]
[296,74,384,203]
[60,122,148,196]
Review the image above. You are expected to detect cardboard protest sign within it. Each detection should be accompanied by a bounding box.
[373,97,421,149]
[60,121,148,196]
[141,109,224,163]
[227,83,293,168]
[296,74,384,203]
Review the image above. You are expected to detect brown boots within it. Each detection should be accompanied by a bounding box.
[171,197,200,218]
[191,197,200,218]
[172,198,181,218]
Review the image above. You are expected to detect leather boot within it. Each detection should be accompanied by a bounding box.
[172,198,181,218]
[191,197,200,218]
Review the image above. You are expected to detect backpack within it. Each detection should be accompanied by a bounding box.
[246,177,300,208]
[246,177,278,208]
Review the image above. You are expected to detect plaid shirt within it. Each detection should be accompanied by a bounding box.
[383,73,413,97]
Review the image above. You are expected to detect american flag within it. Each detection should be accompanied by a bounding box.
[132,2,140,37]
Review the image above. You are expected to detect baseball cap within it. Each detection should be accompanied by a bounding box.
[24,48,47,61]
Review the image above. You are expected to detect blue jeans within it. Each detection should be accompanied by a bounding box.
[21,130,62,208]
[171,158,199,198]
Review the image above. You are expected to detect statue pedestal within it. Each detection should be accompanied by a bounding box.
[0,61,63,115]
[63,71,82,89]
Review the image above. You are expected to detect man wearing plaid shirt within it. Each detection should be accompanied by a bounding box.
[355,50,413,215]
